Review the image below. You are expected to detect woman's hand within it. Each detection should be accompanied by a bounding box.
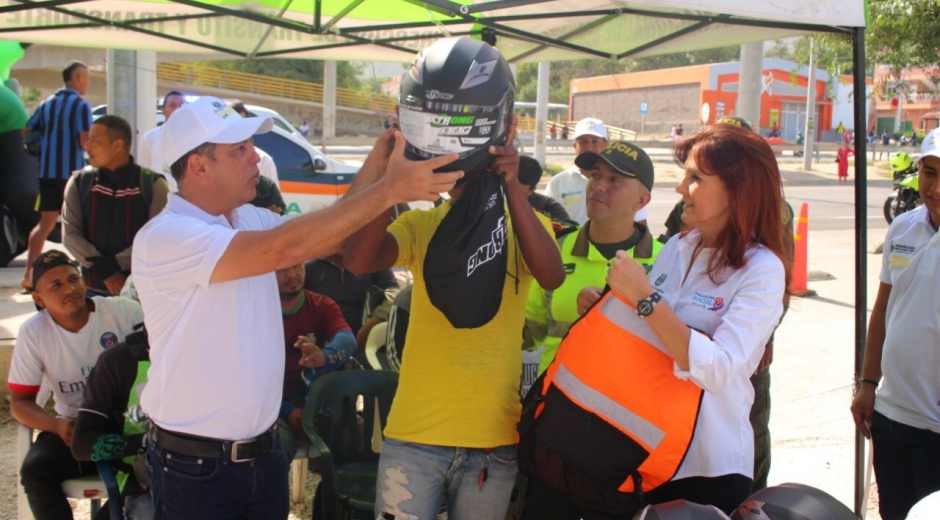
[606,250,654,304]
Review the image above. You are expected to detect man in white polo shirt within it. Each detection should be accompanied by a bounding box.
[851,127,940,520]
[543,117,648,226]
[131,96,461,519]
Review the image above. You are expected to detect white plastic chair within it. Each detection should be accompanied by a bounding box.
[16,384,106,520]
[363,322,389,371]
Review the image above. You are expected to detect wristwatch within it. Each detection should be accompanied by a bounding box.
[636,292,662,318]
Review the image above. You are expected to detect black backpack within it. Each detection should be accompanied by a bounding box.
[424,173,508,329]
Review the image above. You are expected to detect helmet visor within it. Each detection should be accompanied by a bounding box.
[398,93,510,159]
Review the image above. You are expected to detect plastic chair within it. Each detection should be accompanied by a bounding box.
[363,322,388,371]
[16,385,105,520]
[95,461,124,520]
[303,370,398,520]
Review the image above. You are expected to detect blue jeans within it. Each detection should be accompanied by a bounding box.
[374,438,517,520]
[145,434,289,520]
[871,411,940,520]
[125,492,155,520]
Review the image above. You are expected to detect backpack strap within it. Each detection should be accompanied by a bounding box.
[138,168,162,206]
[77,166,97,206]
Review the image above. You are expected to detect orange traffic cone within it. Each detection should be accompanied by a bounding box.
[790,202,817,297]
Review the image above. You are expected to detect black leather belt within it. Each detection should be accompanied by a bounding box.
[149,425,278,463]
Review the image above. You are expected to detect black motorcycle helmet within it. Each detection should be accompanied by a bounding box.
[730,483,857,520]
[398,36,515,184]
[633,500,731,520]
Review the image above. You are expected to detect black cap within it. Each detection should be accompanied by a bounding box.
[715,115,753,131]
[575,141,654,191]
[31,250,79,289]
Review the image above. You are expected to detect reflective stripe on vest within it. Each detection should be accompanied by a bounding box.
[538,291,703,493]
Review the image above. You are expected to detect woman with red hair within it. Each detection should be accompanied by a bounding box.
[605,123,791,512]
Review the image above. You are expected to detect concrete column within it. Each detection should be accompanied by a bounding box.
[323,60,336,140]
[894,82,904,133]
[737,42,763,128]
[106,50,156,157]
[534,61,549,165]
[802,39,817,170]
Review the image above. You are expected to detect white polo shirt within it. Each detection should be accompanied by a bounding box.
[877,225,940,433]
[8,297,143,418]
[543,166,648,225]
[880,205,935,285]
[132,194,287,440]
[137,125,178,192]
[645,230,785,480]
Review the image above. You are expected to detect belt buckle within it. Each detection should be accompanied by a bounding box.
[230,439,256,463]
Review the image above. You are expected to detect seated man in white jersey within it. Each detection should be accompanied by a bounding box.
[137,90,186,192]
[543,117,648,226]
[9,250,143,520]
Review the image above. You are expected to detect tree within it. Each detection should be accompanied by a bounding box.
[867,0,940,77]
[767,0,940,96]
[197,59,364,89]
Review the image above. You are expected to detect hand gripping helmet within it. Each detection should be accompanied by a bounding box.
[889,151,912,173]
[730,483,856,520]
[633,500,731,520]
[398,36,515,182]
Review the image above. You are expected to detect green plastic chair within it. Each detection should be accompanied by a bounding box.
[303,370,399,520]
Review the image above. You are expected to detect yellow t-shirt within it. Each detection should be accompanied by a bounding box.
[385,200,552,448]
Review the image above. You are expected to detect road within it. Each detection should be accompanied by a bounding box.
[631,182,895,237]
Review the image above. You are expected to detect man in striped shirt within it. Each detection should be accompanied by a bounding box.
[21,60,93,290]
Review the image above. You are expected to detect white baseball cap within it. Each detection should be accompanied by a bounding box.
[920,127,940,162]
[160,96,273,170]
[574,117,608,140]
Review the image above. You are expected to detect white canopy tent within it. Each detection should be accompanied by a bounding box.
[1,0,873,516]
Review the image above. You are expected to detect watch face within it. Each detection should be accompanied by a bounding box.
[637,300,653,316]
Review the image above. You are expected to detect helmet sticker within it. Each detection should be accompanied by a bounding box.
[426,89,454,100]
[460,59,499,90]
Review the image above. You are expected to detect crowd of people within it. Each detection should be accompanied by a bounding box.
[4,36,938,520]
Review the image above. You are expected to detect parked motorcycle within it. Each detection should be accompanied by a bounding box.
[884,169,921,224]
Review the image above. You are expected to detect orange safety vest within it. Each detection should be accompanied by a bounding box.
[519,290,704,516]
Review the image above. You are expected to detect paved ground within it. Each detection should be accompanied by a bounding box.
[0,156,893,518]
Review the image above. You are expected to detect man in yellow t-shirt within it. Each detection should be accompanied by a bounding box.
[345,111,562,520]
[345,129,562,519]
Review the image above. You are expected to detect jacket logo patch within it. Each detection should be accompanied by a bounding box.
[691,292,725,311]
[564,263,576,275]
[654,273,667,286]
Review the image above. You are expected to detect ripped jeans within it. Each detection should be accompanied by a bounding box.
[374,438,517,520]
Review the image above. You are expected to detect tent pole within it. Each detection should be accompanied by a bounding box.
[534,61,549,166]
[852,25,868,519]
